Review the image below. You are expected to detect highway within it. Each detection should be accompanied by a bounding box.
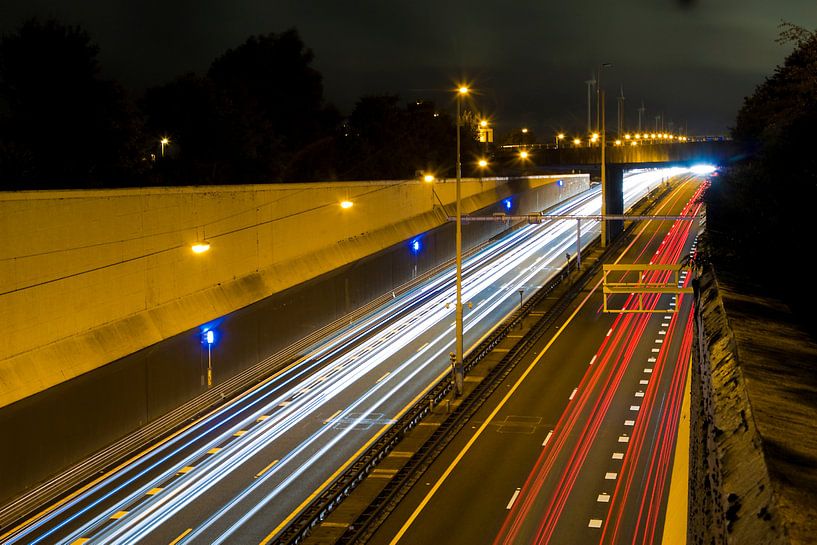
[369,177,703,545]
[0,169,685,545]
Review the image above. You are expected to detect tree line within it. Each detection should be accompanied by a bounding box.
[705,23,817,330]
[0,19,480,189]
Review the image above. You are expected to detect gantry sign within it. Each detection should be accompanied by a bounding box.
[602,263,693,313]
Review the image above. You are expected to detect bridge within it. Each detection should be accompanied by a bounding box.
[497,139,738,240]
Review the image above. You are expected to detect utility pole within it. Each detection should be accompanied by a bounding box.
[596,63,612,134]
[617,85,625,137]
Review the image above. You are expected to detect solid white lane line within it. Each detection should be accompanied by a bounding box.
[506,488,521,510]
[542,430,554,447]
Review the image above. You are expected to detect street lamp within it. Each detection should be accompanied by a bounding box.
[454,84,469,396]
[160,137,170,158]
[340,200,354,209]
[555,133,565,148]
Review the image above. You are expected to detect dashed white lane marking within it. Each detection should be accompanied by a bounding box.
[651,348,660,353]
[669,302,676,307]
[542,430,554,447]
[624,420,635,426]
[606,328,613,337]
[324,410,341,423]
[630,405,640,411]
[640,379,649,385]
[569,388,578,400]
[655,339,664,344]
[376,372,390,383]
[589,355,597,365]
[597,493,611,503]
[612,452,624,460]
[648,357,657,363]
[417,342,429,352]
[658,330,666,335]
[618,435,630,443]
[589,519,603,528]
[661,322,669,327]
[665,315,672,320]
[644,368,653,373]
[605,472,618,480]
[506,488,522,509]
[635,391,645,398]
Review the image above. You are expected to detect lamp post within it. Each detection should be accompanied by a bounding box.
[596,63,612,134]
[454,85,468,397]
[205,330,214,388]
[160,137,170,158]
[555,133,565,148]
[601,90,607,248]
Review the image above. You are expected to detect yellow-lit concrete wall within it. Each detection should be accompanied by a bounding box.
[0,175,586,408]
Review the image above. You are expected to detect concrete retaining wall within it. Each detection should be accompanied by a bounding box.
[0,175,585,409]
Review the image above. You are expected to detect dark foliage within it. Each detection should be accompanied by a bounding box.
[0,19,145,188]
[706,23,817,324]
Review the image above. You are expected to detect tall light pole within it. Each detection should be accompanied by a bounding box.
[638,101,646,133]
[596,63,612,133]
[601,90,607,248]
[585,77,596,135]
[160,137,170,158]
[617,85,625,137]
[454,85,468,397]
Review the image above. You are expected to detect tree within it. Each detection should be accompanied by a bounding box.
[0,18,144,188]
[206,28,339,181]
[706,22,817,322]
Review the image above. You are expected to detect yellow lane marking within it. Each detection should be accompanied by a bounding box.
[257,415,270,422]
[234,430,247,437]
[255,459,280,478]
[321,522,350,528]
[177,466,194,474]
[207,447,222,454]
[71,538,90,544]
[388,278,601,545]
[169,528,192,545]
[661,357,691,543]
[324,409,341,424]
[376,372,390,383]
[110,510,128,519]
[146,487,163,495]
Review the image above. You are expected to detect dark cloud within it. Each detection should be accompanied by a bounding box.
[2,0,815,134]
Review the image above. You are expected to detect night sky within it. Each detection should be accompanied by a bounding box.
[2,0,815,136]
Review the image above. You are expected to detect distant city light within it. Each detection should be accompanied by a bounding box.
[519,150,529,159]
[478,159,488,168]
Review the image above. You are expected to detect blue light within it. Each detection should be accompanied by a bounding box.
[504,199,512,210]
[410,239,421,254]
[206,330,214,345]
[557,179,564,187]
[690,164,717,175]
